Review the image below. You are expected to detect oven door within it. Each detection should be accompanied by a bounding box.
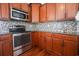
[13,33,31,51]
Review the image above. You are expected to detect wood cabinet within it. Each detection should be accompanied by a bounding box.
[47,3,56,21]
[10,3,29,12]
[45,33,53,51]
[39,32,46,49]
[0,34,13,56]
[52,38,63,55]
[45,33,78,56]
[46,36,52,51]
[10,3,21,9]
[56,3,66,21]
[21,3,29,12]
[31,32,78,56]
[31,3,40,23]
[63,40,77,56]
[52,35,63,55]
[0,3,9,20]
[0,4,1,19]
[0,41,3,56]
[66,3,78,20]
[3,40,13,56]
[39,3,78,22]
[40,4,47,22]
[31,32,39,47]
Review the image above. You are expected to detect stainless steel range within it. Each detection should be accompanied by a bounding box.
[9,25,32,56]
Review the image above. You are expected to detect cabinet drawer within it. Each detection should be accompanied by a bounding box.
[64,35,78,42]
[53,34,64,39]
[0,34,12,41]
[45,32,52,37]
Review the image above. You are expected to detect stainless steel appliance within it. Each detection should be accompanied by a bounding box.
[9,25,32,56]
[11,8,29,21]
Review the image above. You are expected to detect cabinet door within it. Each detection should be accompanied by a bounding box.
[31,4,40,23]
[10,3,21,9]
[56,3,65,21]
[1,3,9,20]
[31,32,39,47]
[28,6,31,22]
[52,38,63,55]
[39,32,46,49]
[40,4,47,22]
[0,41,3,56]
[3,40,13,56]
[0,4,1,19]
[47,3,56,21]
[21,3,29,12]
[64,40,77,56]
[46,36,53,51]
[66,3,78,20]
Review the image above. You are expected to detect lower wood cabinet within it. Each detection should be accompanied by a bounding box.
[46,36,53,51]
[39,32,46,49]
[63,40,78,56]
[0,41,3,56]
[2,40,13,56]
[31,32,39,47]
[31,32,78,56]
[0,34,13,56]
[52,38,63,55]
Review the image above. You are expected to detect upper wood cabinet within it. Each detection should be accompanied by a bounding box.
[66,3,78,20]
[56,3,66,21]
[47,3,56,21]
[10,3,29,12]
[0,4,1,19]
[31,3,40,23]
[10,3,21,9]
[40,4,47,22]
[0,3,10,20]
[21,3,29,12]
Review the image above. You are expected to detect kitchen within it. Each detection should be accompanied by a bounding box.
[0,3,79,56]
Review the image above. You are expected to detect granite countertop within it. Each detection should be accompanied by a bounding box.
[0,31,31,35]
[0,33,12,36]
[29,31,79,36]
[0,31,78,36]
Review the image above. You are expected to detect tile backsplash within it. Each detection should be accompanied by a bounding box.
[0,20,78,35]
[33,21,77,35]
[0,21,33,34]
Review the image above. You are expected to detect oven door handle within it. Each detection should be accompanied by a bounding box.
[13,34,23,36]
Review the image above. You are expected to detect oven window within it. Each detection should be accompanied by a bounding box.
[14,34,31,47]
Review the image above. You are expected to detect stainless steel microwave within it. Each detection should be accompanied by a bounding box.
[11,8,29,21]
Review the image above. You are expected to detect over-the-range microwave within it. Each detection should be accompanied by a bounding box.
[11,8,29,21]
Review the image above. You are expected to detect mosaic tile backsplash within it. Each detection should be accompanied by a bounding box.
[33,21,77,35]
[0,20,78,35]
[0,21,33,34]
